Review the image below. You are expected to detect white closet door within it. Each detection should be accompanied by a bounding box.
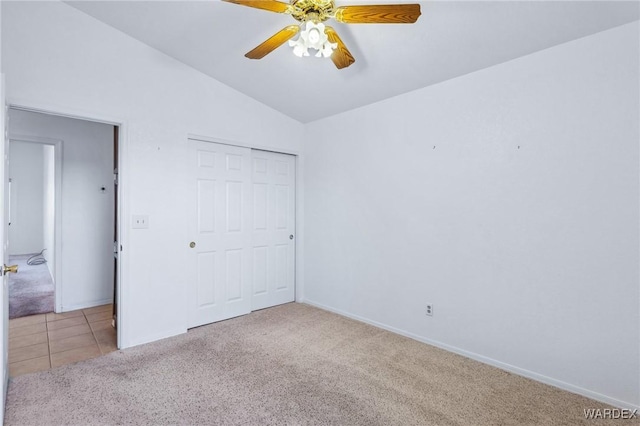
[187,140,252,328]
[251,150,296,310]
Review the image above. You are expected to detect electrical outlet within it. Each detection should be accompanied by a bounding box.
[426,304,433,317]
[132,215,149,229]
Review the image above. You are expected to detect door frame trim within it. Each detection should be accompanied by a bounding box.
[187,134,305,308]
[7,133,63,312]
[7,99,129,349]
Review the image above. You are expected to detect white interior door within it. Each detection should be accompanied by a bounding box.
[187,140,252,328]
[251,150,296,311]
[0,77,10,422]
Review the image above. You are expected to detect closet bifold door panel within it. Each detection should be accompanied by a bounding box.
[250,150,296,311]
[187,140,252,328]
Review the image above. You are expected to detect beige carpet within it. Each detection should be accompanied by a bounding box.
[5,303,618,425]
[8,254,54,319]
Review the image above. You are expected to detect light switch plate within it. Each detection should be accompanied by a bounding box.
[132,215,149,229]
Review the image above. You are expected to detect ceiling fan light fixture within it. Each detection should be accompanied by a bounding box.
[288,21,337,59]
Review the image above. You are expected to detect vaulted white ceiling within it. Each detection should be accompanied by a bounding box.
[66,1,639,123]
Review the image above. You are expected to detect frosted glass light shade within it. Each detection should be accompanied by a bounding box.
[288,22,338,59]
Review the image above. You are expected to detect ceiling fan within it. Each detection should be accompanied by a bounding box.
[222,0,421,69]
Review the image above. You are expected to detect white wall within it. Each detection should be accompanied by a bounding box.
[42,144,54,277]
[8,141,44,255]
[303,22,639,408]
[10,109,114,311]
[1,1,304,347]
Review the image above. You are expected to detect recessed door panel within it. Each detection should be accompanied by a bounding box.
[275,185,289,230]
[226,154,242,171]
[197,180,216,233]
[253,183,268,231]
[254,158,267,174]
[225,249,242,302]
[253,247,268,295]
[226,181,242,233]
[198,151,216,168]
[275,160,288,176]
[197,252,216,307]
[275,244,288,291]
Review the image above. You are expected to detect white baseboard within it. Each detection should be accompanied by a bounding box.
[302,299,639,411]
[60,298,113,313]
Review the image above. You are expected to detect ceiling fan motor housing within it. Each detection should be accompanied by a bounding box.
[290,0,334,22]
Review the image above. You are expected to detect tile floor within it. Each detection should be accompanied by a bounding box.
[9,304,117,377]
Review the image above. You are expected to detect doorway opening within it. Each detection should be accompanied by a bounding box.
[7,137,59,319]
[6,108,120,376]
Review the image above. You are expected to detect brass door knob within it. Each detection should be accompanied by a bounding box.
[3,264,18,275]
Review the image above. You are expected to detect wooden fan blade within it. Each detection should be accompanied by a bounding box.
[245,25,300,59]
[325,27,355,69]
[222,0,291,14]
[334,4,421,24]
